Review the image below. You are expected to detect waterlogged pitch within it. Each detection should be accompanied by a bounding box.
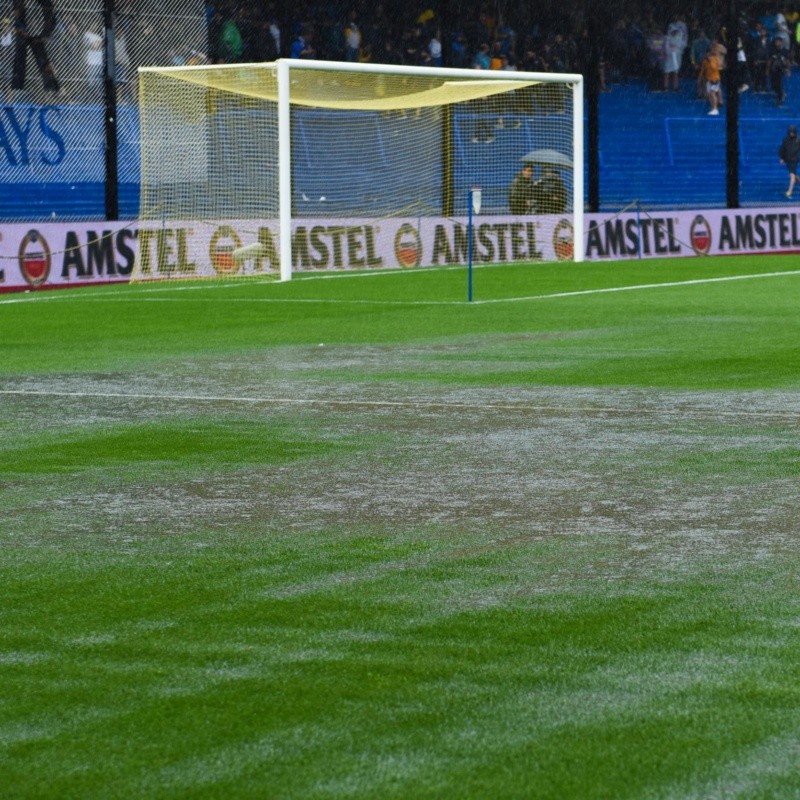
[2,255,800,799]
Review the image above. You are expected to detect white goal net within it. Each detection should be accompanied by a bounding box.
[134,59,583,281]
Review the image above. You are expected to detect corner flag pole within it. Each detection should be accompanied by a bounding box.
[468,186,481,302]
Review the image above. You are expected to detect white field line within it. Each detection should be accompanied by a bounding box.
[471,268,800,304]
[3,388,800,420]
[2,268,800,307]
[0,279,277,305]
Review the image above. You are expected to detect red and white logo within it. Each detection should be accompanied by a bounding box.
[18,229,51,287]
[553,219,574,261]
[690,215,712,255]
[394,223,422,268]
[209,225,242,275]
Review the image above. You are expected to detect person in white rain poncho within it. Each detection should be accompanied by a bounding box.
[663,19,688,91]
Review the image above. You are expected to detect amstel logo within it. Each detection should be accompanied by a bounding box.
[394,223,422,268]
[18,229,51,287]
[689,215,712,255]
[553,219,574,261]
[209,225,242,275]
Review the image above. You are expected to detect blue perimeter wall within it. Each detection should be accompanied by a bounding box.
[0,103,140,220]
[1,76,799,221]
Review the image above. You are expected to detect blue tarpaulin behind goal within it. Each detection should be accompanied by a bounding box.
[1,77,798,221]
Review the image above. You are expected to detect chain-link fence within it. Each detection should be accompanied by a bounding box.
[0,1,793,221]
[0,0,206,220]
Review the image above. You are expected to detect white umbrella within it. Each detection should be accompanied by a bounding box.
[521,149,573,169]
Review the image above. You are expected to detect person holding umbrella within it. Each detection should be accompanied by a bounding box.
[533,167,568,213]
[516,150,571,215]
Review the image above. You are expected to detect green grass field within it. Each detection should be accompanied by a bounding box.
[3,255,800,799]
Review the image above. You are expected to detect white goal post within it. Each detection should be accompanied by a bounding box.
[135,59,583,282]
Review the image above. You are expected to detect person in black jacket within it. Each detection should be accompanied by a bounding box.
[779,125,800,198]
[533,168,568,214]
[11,0,59,92]
[508,163,536,214]
[768,37,791,108]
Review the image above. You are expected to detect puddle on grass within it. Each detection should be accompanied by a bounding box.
[2,343,799,581]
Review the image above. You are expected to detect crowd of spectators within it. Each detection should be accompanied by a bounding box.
[4,1,800,102]
[205,0,800,100]
[205,0,587,73]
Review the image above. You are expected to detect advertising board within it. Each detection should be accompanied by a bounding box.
[2,207,798,292]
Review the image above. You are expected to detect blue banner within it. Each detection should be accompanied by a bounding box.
[0,103,140,219]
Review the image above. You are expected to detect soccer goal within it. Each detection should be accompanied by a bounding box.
[134,59,583,282]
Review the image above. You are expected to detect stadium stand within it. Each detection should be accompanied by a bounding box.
[598,78,800,209]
